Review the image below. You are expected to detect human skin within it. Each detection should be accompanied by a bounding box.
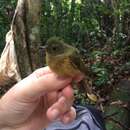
[0,67,80,130]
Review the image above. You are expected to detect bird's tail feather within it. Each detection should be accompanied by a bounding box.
[79,77,97,102]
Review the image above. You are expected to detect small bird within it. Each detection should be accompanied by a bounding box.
[44,37,97,102]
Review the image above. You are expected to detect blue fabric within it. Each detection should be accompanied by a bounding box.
[44,105,106,130]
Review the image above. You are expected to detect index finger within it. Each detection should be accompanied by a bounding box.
[12,67,72,99]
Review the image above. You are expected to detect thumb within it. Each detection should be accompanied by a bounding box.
[11,67,72,99]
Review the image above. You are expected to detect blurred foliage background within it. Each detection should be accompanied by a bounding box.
[0,0,16,52]
[1,0,130,89]
[0,0,130,129]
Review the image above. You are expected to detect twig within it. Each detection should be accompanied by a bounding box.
[104,112,119,119]
[110,100,130,111]
[107,117,130,130]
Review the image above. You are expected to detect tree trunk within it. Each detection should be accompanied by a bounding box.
[12,0,43,78]
[0,0,43,95]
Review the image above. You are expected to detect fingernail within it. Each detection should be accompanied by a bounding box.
[58,97,68,109]
[58,96,66,102]
[51,109,60,120]
[63,116,71,124]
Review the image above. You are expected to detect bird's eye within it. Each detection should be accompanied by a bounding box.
[52,47,57,51]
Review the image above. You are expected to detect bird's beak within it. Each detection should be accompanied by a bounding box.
[39,45,47,50]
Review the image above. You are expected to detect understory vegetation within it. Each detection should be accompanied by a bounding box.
[0,1,130,129]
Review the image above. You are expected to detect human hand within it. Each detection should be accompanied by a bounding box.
[0,67,77,130]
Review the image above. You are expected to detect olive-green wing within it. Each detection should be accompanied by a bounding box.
[69,50,97,102]
[69,50,87,74]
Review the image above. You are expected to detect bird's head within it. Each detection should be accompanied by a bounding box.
[46,37,66,56]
